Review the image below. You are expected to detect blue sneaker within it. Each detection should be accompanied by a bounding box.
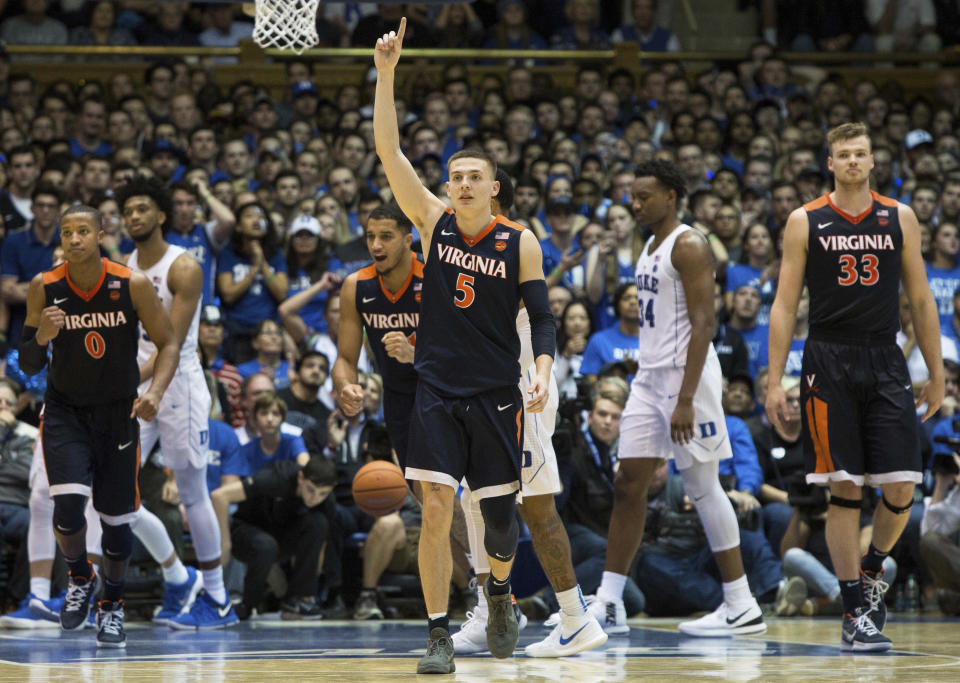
[0,595,60,629]
[153,567,203,625]
[28,591,65,623]
[168,590,238,630]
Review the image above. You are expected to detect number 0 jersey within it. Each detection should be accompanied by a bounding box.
[804,191,902,344]
[41,258,141,406]
[415,211,524,396]
[355,255,422,395]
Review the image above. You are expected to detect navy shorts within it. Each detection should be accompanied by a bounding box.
[406,381,523,500]
[383,388,415,472]
[41,397,141,520]
[801,338,920,487]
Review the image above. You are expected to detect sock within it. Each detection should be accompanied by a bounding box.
[202,567,227,605]
[428,613,449,634]
[30,577,51,601]
[162,558,189,585]
[66,556,92,581]
[487,574,510,597]
[597,571,627,602]
[103,576,124,602]
[475,584,488,616]
[861,544,889,575]
[557,585,588,618]
[722,575,754,611]
[840,579,863,615]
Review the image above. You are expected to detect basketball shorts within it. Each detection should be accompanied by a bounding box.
[801,338,920,486]
[406,382,523,500]
[619,351,732,469]
[41,397,141,520]
[518,365,561,497]
[383,388,415,472]
[138,364,211,470]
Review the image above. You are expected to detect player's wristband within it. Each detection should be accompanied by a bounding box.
[519,279,556,360]
[17,326,48,375]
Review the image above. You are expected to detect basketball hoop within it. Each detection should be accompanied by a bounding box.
[250,0,320,54]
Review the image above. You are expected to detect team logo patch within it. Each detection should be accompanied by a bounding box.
[415,292,421,302]
[805,373,818,392]
[495,240,507,251]
[878,217,888,226]
[495,231,511,240]
[110,291,120,300]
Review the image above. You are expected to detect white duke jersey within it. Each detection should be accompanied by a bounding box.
[128,244,201,371]
[635,224,706,370]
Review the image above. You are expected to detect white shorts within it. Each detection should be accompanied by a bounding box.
[138,364,212,470]
[519,366,561,497]
[619,353,732,470]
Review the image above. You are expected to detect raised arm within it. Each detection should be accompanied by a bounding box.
[373,17,446,252]
[766,208,809,430]
[332,273,365,417]
[900,202,944,421]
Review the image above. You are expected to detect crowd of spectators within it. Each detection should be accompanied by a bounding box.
[0,0,956,622]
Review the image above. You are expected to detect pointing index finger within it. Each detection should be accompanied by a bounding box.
[397,16,406,43]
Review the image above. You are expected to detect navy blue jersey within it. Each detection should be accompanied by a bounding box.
[355,254,423,394]
[41,258,141,406]
[416,211,524,395]
[804,191,902,344]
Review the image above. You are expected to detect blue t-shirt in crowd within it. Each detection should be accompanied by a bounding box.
[737,323,770,379]
[205,418,246,494]
[579,324,640,376]
[68,138,112,158]
[286,257,343,335]
[216,245,287,328]
[238,432,307,474]
[167,223,221,306]
[926,262,960,336]
[1,226,59,344]
[237,358,291,390]
[540,236,583,290]
[725,263,775,326]
[784,337,806,377]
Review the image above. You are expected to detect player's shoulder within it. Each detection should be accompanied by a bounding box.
[495,215,526,232]
[354,264,378,281]
[40,262,68,285]
[802,194,829,212]
[869,189,899,208]
[105,258,133,279]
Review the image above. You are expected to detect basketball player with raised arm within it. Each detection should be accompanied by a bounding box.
[454,169,607,657]
[375,19,555,674]
[767,122,943,651]
[19,205,180,647]
[590,160,766,637]
[119,177,238,630]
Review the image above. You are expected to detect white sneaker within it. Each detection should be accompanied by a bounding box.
[678,601,766,637]
[525,613,608,657]
[453,603,528,655]
[546,594,628,635]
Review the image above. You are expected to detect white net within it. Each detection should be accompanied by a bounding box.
[252,0,320,54]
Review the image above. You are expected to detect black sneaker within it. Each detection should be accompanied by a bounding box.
[485,588,519,659]
[323,594,349,619]
[280,596,323,621]
[417,627,455,674]
[861,569,889,631]
[61,571,100,631]
[96,600,126,648]
[841,608,892,652]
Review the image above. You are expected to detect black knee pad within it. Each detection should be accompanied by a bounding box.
[882,494,913,514]
[100,521,133,562]
[52,494,88,536]
[479,494,519,562]
[829,495,862,510]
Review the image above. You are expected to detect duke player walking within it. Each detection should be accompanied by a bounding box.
[119,177,238,630]
[767,122,943,651]
[590,160,766,637]
[375,18,555,674]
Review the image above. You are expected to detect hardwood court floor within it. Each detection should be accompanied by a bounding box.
[0,614,957,681]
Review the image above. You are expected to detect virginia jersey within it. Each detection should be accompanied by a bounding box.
[128,244,201,372]
[804,191,902,343]
[415,211,524,395]
[635,224,712,369]
[41,258,140,406]
[355,254,422,395]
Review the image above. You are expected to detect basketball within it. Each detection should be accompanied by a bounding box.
[352,460,408,517]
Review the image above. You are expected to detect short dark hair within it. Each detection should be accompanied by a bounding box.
[32,181,62,203]
[301,455,337,486]
[7,144,36,163]
[634,159,687,201]
[612,281,636,319]
[61,204,101,228]
[114,174,172,225]
[495,167,514,212]
[296,349,329,373]
[367,203,412,233]
[170,180,199,200]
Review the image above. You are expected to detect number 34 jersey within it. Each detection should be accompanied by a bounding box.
[634,224,707,370]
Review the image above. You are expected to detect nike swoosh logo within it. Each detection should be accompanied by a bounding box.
[559,623,589,646]
[54,297,68,304]
[726,608,752,625]
[497,403,512,411]
[217,603,233,618]
[904,385,912,391]
[441,229,454,236]
[362,297,376,304]
[118,441,133,450]
[55,524,71,533]
[817,222,833,230]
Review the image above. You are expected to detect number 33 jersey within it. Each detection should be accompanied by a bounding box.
[635,224,709,370]
[804,191,902,343]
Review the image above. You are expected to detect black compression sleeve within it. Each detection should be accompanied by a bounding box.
[519,279,556,360]
[17,326,48,375]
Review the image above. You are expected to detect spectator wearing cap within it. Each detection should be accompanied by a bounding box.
[198,305,245,428]
[147,138,187,183]
[728,284,768,379]
[905,128,936,177]
[611,0,681,51]
[281,214,342,339]
[579,281,641,385]
[291,80,321,124]
[867,0,941,54]
[69,98,112,159]
[167,180,236,306]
